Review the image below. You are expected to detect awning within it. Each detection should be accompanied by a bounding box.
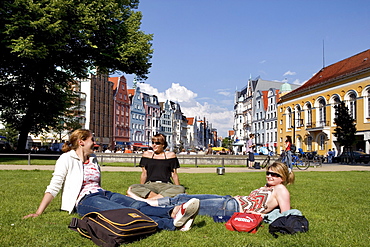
[133,144,150,148]
[212,147,230,151]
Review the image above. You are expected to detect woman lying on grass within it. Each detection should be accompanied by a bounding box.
[127,162,294,218]
[23,129,199,231]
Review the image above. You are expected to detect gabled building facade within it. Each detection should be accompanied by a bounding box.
[278,49,370,155]
[169,101,188,151]
[142,92,161,146]
[129,87,146,147]
[81,74,113,150]
[110,76,130,149]
[159,100,174,149]
[233,77,298,154]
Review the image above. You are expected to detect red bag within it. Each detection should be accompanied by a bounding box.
[225,213,263,233]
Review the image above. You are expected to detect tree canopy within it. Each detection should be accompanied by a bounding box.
[333,101,357,148]
[0,0,153,151]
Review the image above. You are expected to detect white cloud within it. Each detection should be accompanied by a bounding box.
[291,79,301,85]
[215,88,231,97]
[283,70,296,76]
[138,82,233,137]
[259,60,266,64]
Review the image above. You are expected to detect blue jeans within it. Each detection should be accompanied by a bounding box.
[285,151,292,170]
[76,190,176,230]
[157,194,239,217]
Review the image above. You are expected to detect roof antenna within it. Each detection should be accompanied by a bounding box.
[322,39,325,68]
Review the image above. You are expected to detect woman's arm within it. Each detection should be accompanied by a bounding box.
[140,167,147,184]
[23,192,54,219]
[171,169,180,185]
[275,185,291,213]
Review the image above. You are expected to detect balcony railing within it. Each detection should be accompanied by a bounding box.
[306,121,330,129]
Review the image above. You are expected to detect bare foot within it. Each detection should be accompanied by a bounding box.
[126,187,144,201]
[126,187,160,206]
[171,205,181,218]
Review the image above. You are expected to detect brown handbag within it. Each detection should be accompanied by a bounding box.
[69,208,158,246]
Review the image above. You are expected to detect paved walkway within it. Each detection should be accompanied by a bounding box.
[1,163,370,173]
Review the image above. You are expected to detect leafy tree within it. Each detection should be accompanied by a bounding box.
[333,101,357,163]
[0,123,19,149]
[222,137,233,152]
[0,0,153,151]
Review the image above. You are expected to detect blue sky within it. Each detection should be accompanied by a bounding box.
[119,0,370,137]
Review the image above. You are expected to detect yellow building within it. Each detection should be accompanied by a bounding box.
[277,49,370,155]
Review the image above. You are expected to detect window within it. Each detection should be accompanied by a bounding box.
[367,89,370,117]
[349,93,356,119]
[319,135,326,150]
[287,108,292,128]
[305,103,312,127]
[307,136,312,151]
[295,105,302,127]
[319,98,326,127]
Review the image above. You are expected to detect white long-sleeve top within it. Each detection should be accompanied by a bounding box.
[45,150,100,213]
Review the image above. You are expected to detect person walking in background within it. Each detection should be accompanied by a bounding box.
[206,144,213,155]
[128,133,186,200]
[284,135,293,172]
[246,134,255,169]
[327,149,334,163]
[23,129,199,231]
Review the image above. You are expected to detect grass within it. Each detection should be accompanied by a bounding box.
[1,170,369,246]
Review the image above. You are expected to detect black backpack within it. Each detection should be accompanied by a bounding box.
[290,144,296,153]
[269,215,309,238]
[69,208,158,246]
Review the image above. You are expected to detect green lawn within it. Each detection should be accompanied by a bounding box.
[1,170,369,246]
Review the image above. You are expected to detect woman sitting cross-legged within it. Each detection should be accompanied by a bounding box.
[23,129,199,231]
[129,133,186,200]
[127,162,294,218]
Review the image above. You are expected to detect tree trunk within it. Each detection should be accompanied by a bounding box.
[16,105,36,153]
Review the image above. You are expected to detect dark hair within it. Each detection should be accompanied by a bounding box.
[152,133,168,149]
[61,129,92,153]
[285,135,292,143]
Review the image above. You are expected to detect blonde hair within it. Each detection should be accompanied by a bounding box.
[61,129,92,153]
[266,161,295,185]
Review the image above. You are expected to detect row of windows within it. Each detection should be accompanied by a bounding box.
[131,123,144,130]
[161,127,172,132]
[254,121,277,131]
[162,120,172,126]
[284,89,370,128]
[132,113,145,121]
[255,132,277,144]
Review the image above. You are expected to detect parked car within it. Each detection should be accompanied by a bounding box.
[333,151,370,164]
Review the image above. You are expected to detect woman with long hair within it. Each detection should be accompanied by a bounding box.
[128,162,295,218]
[23,129,199,231]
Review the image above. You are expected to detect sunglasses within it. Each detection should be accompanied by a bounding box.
[266,171,282,178]
[152,141,162,145]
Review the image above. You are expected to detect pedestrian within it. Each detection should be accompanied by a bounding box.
[284,136,293,172]
[246,134,255,168]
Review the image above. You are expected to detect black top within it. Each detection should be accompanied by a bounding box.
[139,156,180,183]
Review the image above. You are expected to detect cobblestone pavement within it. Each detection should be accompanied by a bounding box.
[1,163,370,173]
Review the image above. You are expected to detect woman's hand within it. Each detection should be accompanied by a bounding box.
[23,213,40,219]
[244,211,265,217]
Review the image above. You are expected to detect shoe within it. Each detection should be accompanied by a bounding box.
[179,217,195,231]
[173,198,200,227]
